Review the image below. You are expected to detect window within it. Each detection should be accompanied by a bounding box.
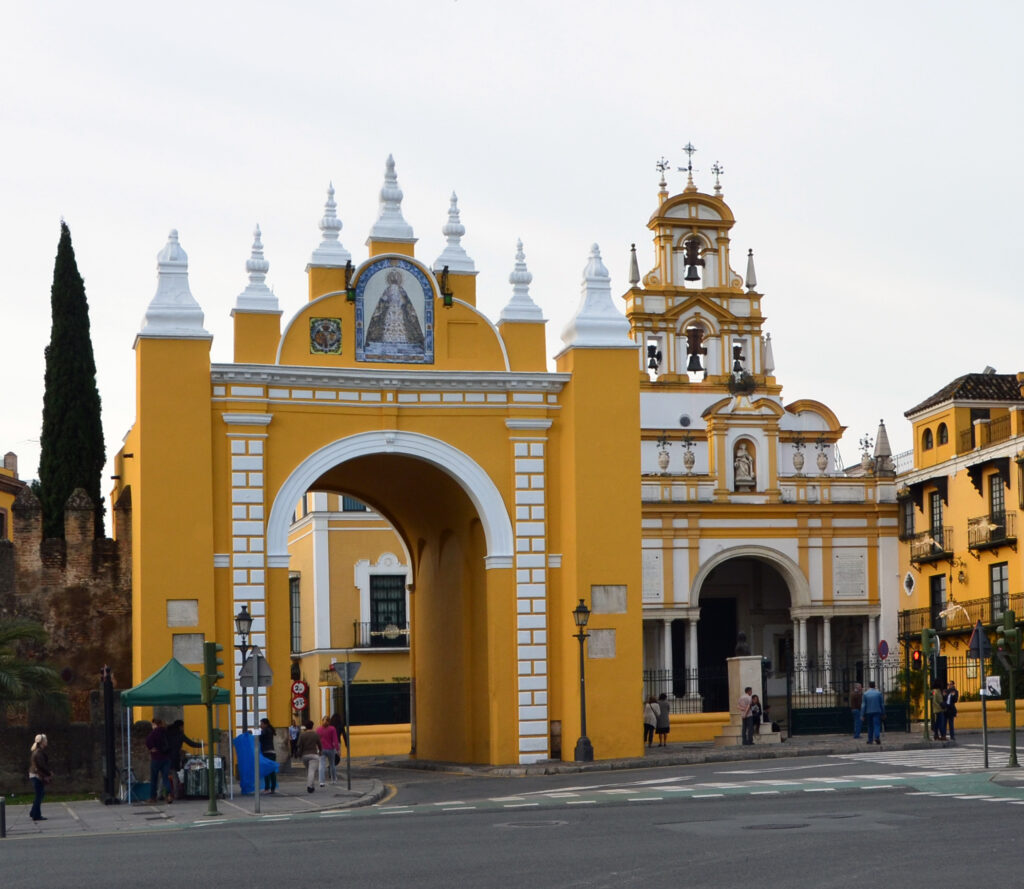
[289,574,301,653]
[929,574,946,629]
[342,496,367,512]
[937,423,948,445]
[899,498,915,540]
[990,473,1006,521]
[369,575,407,647]
[929,491,943,534]
[990,562,1009,619]
[923,428,934,450]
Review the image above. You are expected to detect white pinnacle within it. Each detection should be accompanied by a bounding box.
[433,192,475,273]
[138,229,210,340]
[309,182,351,267]
[235,224,280,313]
[500,239,543,322]
[368,154,415,242]
[559,243,633,350]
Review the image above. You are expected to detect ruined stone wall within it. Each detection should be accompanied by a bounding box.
[0,486,132,721]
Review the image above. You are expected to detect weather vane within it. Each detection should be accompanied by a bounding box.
[678,142,698,175]
[655,156,670,176]
[711,161,724,193]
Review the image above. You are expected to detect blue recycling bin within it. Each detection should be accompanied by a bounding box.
[233,733,279,795]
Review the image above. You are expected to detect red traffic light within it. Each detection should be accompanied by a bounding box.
[911,649,923,671]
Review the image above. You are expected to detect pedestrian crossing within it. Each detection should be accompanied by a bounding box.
[832,744,1010,773]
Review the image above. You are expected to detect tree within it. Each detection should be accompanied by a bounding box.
[0,619,69,717]
[39,221,105,539]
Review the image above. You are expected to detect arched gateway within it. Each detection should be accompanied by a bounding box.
[115,161,643,765]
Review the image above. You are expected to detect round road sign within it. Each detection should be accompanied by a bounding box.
[291,680,308,697]
[878,640,889,661]
[291,695,307,711]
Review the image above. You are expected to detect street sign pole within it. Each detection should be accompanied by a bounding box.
[253,648,260,814]
[332,659,361,791]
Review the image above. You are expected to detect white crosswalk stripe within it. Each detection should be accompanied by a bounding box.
[832,745,1009,772]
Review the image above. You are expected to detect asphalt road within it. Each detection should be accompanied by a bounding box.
[9,742,1024,889]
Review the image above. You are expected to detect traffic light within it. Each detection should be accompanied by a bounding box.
[911,649,923,671]
[1006,627,1021,669]
[921,627,937,660]
[201,641,225,705]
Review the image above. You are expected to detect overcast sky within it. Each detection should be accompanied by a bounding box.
[4,2,1022,519]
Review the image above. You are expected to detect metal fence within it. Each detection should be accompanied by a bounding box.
[642,667,730,713]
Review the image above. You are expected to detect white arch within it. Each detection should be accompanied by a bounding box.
[265,430,514,567]
[687,544,811,610]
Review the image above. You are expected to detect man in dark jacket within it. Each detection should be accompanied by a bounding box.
[860,681,884,745]
[146,718,173,803]
[165,719,200,799]
[943,681,959,742]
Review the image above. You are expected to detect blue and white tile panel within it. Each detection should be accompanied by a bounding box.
[229,432,268,729]
[513,439,549,764]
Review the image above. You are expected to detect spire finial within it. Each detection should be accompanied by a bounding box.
[559,243,633,349]
[138,229,210,339]
[368,154,415,242]
[745,248,757,291]
[711,161,724,196]
[628,243,640,286]
[678,142,698,191]
[433,191,475,273]
[499,239,542,322]
[309,181,351,267]
[236,224,280,312]
[655,156,670,200]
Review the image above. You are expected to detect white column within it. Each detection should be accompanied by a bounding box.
[687,618,699,697]
[798,618,809,693]
[861,618,870,665]
[823,617,832,691]
[868,615,879,683]
[662,619,673,677]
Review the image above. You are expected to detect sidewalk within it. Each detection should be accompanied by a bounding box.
[0,729,992,839]
[2,763,386,840]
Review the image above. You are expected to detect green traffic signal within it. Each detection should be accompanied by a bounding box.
[921,627,936,659]
[203,641,225,681]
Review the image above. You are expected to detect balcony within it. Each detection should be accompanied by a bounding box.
[899,591,1024,638]
[352,621,410,649]
[908,527,953,564]
[967,511,1017,552]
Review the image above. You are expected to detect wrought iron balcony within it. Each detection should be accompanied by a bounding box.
[898,591,1024,637]
[353,621,410,649]
[908,527,953,564]
[968,511,1016,551]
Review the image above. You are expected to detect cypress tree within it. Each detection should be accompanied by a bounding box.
[39,221,106,539]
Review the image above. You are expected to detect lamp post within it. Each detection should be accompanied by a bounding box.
[235,604,253,734]
[572,599,594,762]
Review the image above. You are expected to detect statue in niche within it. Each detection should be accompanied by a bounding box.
[734,442,755,489]
[735,632,751,656]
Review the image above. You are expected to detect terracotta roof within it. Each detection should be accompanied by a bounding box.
[905,372,1024,417]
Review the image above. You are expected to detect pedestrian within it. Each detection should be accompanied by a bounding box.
[749,694,763,736]
[165,718,200,800]
[296,719,321,793]
[943,680,959,742]
[329,709,349,751]
[28,733,52,822]
[931,684,946,741]
[288,719,301,759]
[643,696,658,747]
[259,717,278,794]
[146,718,173,803]
[655,693,671,747]
[317,716,340,785]
[738,686,754,745]
[861,680,884,745]
[850,682,864,739]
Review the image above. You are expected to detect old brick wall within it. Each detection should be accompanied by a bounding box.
[1,486,132,722]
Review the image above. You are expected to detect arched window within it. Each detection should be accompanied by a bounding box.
[937,423,948,445]
[922,428,934,450]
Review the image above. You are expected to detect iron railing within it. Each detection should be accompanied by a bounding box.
[968,511,1016,550]
[908,527,953,563]
[352,621,410,648]
[642,667,730,713]
[899,591,1024,637]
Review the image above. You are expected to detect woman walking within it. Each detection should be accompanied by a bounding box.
[316,716,340,786]
[29,734,52,821]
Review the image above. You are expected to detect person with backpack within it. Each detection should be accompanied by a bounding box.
[146,718,173,803]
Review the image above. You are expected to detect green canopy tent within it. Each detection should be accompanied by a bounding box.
[120,657,232,801]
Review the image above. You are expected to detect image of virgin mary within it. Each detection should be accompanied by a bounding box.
[365,269,425,348]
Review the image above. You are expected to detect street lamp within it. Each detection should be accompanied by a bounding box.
[235,604,253,733]
[572,599,594,762]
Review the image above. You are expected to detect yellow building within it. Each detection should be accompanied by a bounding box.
[898,369,1024,688]
[114,156,643,765]
[625,160,900,717]
[0,452,26,540]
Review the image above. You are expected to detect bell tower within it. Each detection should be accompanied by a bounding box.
[624,149,778,395]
